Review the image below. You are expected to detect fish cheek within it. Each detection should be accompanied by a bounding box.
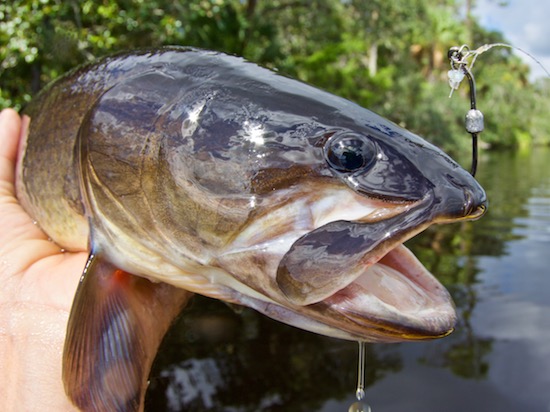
[251,165,317,194]
[216,250,281,299]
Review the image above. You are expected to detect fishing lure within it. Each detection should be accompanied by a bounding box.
[447,42,550,177]
[448,45,484,177]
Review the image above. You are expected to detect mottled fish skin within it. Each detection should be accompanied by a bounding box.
[17,47,486,411]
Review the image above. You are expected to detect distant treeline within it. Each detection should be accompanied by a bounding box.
[1,0,548,153]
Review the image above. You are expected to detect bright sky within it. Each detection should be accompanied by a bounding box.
[474,0,550,80]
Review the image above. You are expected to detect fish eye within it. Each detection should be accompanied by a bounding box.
[324,132,377,173]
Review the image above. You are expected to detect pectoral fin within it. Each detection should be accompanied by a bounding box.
[63,252,192,412]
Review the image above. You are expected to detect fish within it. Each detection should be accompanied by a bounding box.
[16,46,487,411]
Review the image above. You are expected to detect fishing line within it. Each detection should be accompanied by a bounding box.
[463,43,550,79]
[447,43,550,177]
[348,341,372,412]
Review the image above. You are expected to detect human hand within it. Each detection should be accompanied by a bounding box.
[0,108,87,411]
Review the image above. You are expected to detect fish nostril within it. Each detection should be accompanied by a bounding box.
[463,190,474,216]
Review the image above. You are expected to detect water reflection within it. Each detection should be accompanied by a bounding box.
[146,298,403,411]
[145,147,550,411]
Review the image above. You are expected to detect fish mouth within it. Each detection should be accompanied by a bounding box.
[310,243,457,342]
[234,234,458,343]
[217,186,486,343]
[271,201,485,342]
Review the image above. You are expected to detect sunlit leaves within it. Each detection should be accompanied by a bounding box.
[0,0,548,149]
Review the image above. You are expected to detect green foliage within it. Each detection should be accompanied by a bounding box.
[1,0,549,151]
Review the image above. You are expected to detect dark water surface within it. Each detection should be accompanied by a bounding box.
[145,148,550,412]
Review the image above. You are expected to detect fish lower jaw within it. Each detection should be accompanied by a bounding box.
[317,244,457,341]
[233,244,457,343]
[323,295,457,342]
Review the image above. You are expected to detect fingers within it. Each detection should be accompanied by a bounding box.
[0,109,22,162]
[0,109,23,193]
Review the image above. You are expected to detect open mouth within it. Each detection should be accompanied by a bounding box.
[270,189,487,342]
[317,243,457,342]
[272,201,465,342]
[226,230,458,343]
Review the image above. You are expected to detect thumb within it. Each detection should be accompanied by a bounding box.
[0,109,25,198]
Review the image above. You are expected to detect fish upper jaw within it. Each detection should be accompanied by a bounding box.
[222,184,415,257]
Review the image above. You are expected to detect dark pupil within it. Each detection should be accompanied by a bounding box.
[340,149,363,169]
[327,135,374,172]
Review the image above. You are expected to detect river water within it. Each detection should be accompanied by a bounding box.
[145,147,550,412]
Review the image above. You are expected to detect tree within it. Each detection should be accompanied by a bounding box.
[1,0,548,150]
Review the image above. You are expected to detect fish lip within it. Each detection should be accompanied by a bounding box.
[436,173,488,222]
[465,182,488,220]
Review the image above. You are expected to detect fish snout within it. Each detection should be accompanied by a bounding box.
[463,185,487,219]
[437,173,487,221]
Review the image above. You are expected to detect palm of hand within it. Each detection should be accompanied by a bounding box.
[0,109,86,411]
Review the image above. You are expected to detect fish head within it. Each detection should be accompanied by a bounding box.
[81,50,486,342]
[151,54,487,343]
[211,121,486,342]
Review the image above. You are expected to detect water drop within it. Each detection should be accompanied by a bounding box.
[348,401,372,412]
[348,341,373,412]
